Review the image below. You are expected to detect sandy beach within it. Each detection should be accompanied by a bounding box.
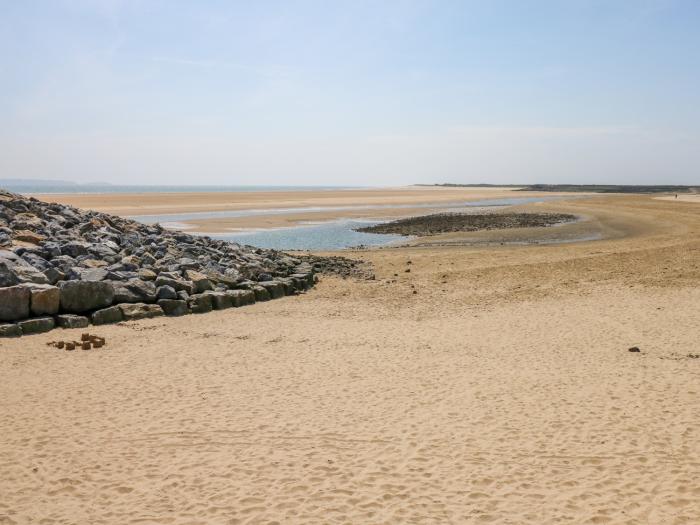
[1,191,699,524]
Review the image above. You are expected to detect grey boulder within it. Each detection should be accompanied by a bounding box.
[0,285,31,321]
[59,280,114,313]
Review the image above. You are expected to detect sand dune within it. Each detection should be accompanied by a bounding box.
[1,194,699,524]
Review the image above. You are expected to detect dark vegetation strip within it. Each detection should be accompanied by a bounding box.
[355,213,577,237]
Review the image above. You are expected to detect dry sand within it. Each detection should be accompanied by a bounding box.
[1,193,699,524]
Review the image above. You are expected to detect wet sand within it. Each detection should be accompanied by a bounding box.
[1,193,699,524]
[33,187,575,232]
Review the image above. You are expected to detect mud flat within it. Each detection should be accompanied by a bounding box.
[356,212,577,236]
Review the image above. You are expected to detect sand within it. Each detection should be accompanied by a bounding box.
[32,187,577,232]
[1,193,699,524]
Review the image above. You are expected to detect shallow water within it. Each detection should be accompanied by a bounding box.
[132,196,566,251]
[131,197,557,224]
[213,219,409,251]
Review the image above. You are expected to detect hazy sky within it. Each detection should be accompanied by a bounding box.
[1,0,699,186]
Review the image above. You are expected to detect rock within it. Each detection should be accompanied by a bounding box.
[91,306,123,325]
[22,283,60,316]
[158,299,188,316]
[628,347,641,353]
[257,272,273,282]
[206,291,233,310]
[56,314,89,329]
[42,267,66,284]
[18,316,55,335]
[61,241,90,257]
[111,279,157,303]
[183,269,213,293]
[252,285,271,302]
[138,268,157,281]
[226,289,255,307]
[79,267,109,281]
[0,323,22,337]
[156,285,178,300]
[59,280,114,313]
[259,281,285,299]
[0,285,31,321]
[0,261,19,287]
[188,294,213,314]
[155,276,194,295]
[13,229,45,244]
[118,303,164,320]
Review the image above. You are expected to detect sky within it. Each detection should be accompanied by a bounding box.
[1,0,699,186]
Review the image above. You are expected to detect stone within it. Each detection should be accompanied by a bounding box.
[0,261,19,287]
[156,285,178,300]
[61,241,90,257]
[206,291,233,310]
[138,268,157,281]
[91,306,123,325]
[13,229,45,244]
[18,316,55,335]
[111,279,157,303]
[184,269,213,293]
[0,285,31,321]
[59,280,114,313]
[56,314,89,329]
[0,323,22,337]
[259,281,285,299]
[628,347,641,353]
[79,267,109,281]
[187,294,213,314]
[158,299,188,316]
[118,303,164,320]
[42,267,65,285]
[155,276,194,295]
[22,283,60,316]
[226,289,255,307]
[252,285,271,302]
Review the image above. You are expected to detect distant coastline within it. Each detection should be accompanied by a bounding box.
[0,179,362,195]
[418,183,700,194]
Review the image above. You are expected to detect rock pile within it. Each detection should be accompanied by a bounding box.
[0,188,316,337]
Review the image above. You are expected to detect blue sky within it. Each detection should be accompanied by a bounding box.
[1,0,699,185]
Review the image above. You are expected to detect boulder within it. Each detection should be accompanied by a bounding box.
[0,285,31,321]
[252,285,271,302]
[61,241,90,257]
[18,316,55,335]
[205,291,233,310]
[13,230,45,244]
[79,268,109,282]
[156,285,178,300]
[42,267,66,285]
[56,314,89,329]
[118,303,164,320]
[0,323,22,337]
[138,268,157,281]
[155,276,194,295]
[158,299,188,316]
[187,294,213,314]
[260,281,285,299]
[184,269,213,293]
[0,261,19,287]
[111,279,157,303]
[59,280,114,313]
[22,283,60,316]
[226,289,256,307]
[91,306,123,325]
